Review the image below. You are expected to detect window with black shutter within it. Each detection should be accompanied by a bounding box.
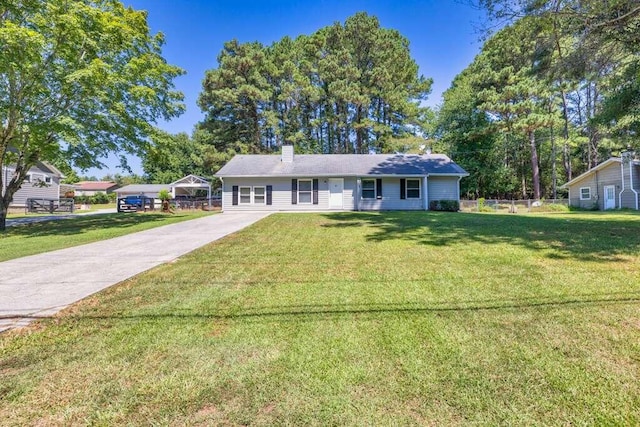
[376,179,382,199]
[232,185,239,205]
[313,179,319,204]
[291,179,298,204]
[400,179,406,200]
[266,185,273,205]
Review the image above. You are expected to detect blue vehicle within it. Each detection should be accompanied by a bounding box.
[117,195,154,212]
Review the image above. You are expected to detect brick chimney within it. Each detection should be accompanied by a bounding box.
[281,145,294,162]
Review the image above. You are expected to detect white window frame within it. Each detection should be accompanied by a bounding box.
[406,179,421,199]
[239,186,252,204]
[24,174,32,183]
[253,186,266,205]
[298,179,312,204]
[44,176,52,184]
[361,179,376,199]
[579,187,591,200]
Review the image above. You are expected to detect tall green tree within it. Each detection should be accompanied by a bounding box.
[0,0,184,230]
[470,18,558,199]
[479,0,640,166]
[438,69,519,198]
[198,12,432,157]
[198,40,270,154]
[142,129,224,184]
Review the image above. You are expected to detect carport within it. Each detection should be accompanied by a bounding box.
[170,175,212,204]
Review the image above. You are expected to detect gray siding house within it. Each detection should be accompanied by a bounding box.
[561,157,640,210]
[215,146,468,212]
[2,162,64,208]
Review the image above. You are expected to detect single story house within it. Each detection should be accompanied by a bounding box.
[561,157,640,210]
[214,145,468,212]
[73,181,119,196]
[2,162,64,208]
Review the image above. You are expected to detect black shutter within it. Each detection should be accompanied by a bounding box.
[376,178,382,199]
[313,179,319,204]
[400,179,406,200]
[291,179,297,205]
[266,185,273,205]
[232,186,238,205]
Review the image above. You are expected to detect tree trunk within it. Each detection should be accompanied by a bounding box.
[550,122,557,199]
[0,200,7,231]
[559,89,572,180]
[355,105,363,153]
[529,130,541,200]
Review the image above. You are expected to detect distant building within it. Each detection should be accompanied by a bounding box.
[2,162,64,208]
[73,181,119,197]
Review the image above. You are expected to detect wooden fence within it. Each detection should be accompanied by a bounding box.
[26,198,75,214]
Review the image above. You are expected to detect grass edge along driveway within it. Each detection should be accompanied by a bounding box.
[1,211,639,425]
[0,211,215,262]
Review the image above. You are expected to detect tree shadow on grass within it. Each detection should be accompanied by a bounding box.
[3,213,176,238]
[320,211,640,262]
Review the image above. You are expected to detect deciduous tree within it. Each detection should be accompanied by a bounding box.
[0,0,184,230]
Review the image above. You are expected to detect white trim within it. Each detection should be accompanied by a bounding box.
[220,178,225,211]
[561,158,621,188]
[239,186,251,204]
[406,178,421,199]
[619,162,625,208]
[361,178,377,200]
[631,163,640,210]
[253,186,266,205]
[579,187,591,200]
[423,176,429,210]
[216,173,468,179]
[328,178,344,209]
[604,185,616,210]
[297,179,313,204]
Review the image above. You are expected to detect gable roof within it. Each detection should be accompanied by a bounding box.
[560,158,622,188]
[215,153,468,177]
[74,181,118,191]
[38,162,65,178]
[170,174,210,186]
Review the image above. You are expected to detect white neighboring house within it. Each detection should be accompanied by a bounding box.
[1,162,65,208]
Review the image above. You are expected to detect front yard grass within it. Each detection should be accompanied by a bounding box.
[1,211,639,425]
[0,211,214,262]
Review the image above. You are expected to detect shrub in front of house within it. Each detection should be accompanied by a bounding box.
[74,195,91,204]
[429,200,460,212]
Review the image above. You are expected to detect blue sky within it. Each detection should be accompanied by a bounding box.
[86,0,486,178]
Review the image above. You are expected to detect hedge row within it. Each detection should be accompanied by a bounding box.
[429,200,460,212]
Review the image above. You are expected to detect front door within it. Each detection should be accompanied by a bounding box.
[604,185,616,210]
[329,178,344,209]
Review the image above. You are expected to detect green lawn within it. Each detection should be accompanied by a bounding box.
[1,211,639,425]
[6,203,116,218]
[0,211,214,262]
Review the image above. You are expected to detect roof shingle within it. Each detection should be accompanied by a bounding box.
[215,153,468,177]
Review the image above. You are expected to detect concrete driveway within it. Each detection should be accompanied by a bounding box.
[0,212,271,332]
